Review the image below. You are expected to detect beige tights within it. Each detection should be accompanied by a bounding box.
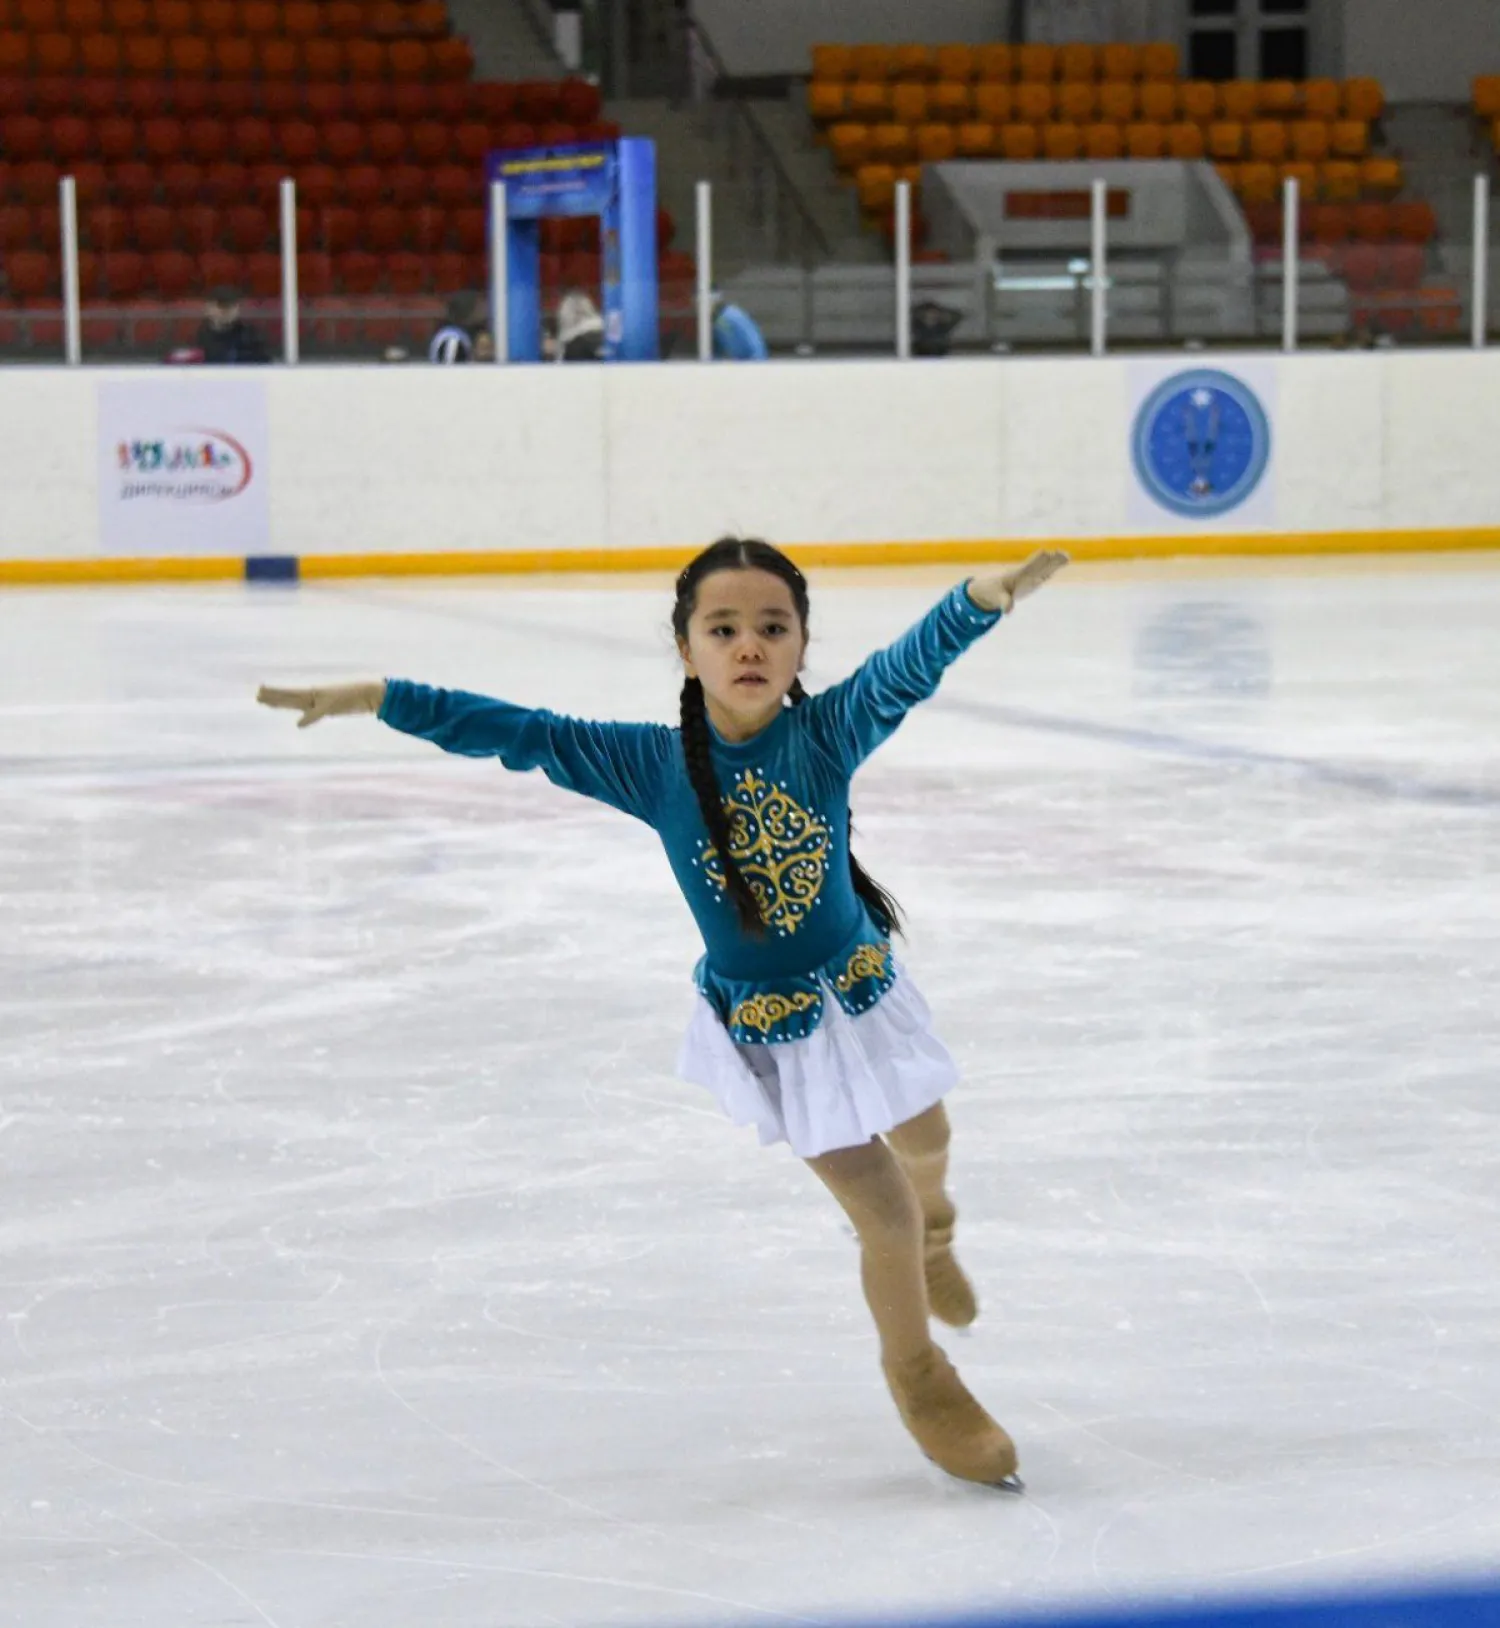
[805,1136,931,1365]
[885,1102,956,1243]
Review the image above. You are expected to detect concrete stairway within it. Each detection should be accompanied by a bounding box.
[752,92,886,265]
[1385,104,1489,258]
[445,0,561,83]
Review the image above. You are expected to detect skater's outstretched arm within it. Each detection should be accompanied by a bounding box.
[257,680,672,825]
[801,549,1068,774]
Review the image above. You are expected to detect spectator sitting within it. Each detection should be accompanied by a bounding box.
[429,291,484,363]
[556,288,604,360]
[197,285,270,364]
[712,293,768,360]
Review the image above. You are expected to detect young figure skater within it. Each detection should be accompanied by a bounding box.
[258,539,1068,1487]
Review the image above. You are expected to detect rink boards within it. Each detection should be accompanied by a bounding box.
[3,351,1500,583]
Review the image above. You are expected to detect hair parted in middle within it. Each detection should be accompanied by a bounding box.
[671,536,904,940]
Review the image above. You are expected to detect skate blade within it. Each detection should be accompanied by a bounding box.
[992,1473,1025,1494]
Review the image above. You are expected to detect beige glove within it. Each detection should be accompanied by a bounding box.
[966,549,1070,614]
[256,681,387,729]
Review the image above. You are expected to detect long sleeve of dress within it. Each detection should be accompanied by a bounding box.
[379,680,672,826]
[800,583,1002,775]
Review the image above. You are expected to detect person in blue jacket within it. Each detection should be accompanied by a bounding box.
[712,294,769,360]
[258,537,1067,1488]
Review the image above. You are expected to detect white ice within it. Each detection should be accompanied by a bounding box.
[1,557,1498,1628]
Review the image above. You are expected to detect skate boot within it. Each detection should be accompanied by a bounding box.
[882,1343,1018,1486]
[924,1213,978,1329]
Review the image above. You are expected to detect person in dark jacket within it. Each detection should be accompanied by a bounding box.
[197,286,271,364]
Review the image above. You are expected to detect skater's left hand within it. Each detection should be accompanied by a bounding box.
[966,550,1070,614]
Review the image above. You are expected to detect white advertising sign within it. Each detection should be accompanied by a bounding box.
[98,376,270,554]
[1127,358,1277,531]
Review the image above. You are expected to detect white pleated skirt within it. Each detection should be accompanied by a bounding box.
[675,968,960,1159]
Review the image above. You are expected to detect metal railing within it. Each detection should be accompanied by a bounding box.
[11,167,1494,364]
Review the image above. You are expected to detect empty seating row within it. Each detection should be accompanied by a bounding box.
[0,74,599,121]
[1242,199,1437,245]
[1,196,672,252]
[2,243,698,302]
[0,0,444,36]
[853,158,1410,216]
[810,41,1180,84]
[829,119,1376,167]
[1,111,606,163]
[0,32,473,76]
[812,78,1383,125]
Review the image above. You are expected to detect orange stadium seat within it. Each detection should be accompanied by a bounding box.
[1167,121,1205,159]
[1219,81,1258,120]
[1099,82,1136,122]
[891,83,928,125]
[389,40,430,81]
[974,43,1012,81]
[928,81,970,121]
[198,0,235,32]
[62,0,102,28]
[974,82,1012,124]
[1319,161,1360,202]
[934,44,975,83]
[346,39,384,79]
[1101,43,1139,81]
[1017,43,1054,82]
[1208,120,1244,159]
[1136,81,1175,122]
[1000,122,1038,159]
[1361,157,1402,197]
[868,121,913,164]
[1238,162,1277,205]
[954,119,994,158]
[1140,42,1179,80]
[1249,120,1288,162]
[1331,119,1369,157]
[1343,78,1383,121]
[80,33,120,72]
[810,43,853,82]
[212,36,253,75]
[891,45,933,81]
[1291,120,1330,161]
[852,44,894,82]
[1476,76,1500,119]
[1259,80,1298,115]
[259,38,297,77]
[1179,81,1216,122]
[1042,121,1081,159]
[856,162,894,212]
[18,0,59,28]
[915,121,956,162]
[1058,43,1096,81]
[808,81,844,124]
[1085,122,1122,158]
[1125,121,1165,158]
[1057,82,1097,122]
[169,36,210,75]
[33,33,74,72]
[846,81,890,121]
[1015,82,1054,122]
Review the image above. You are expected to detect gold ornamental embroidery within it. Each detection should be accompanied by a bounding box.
[729,990,820,1035]
[700,769,831,936]
[834,940,892,992]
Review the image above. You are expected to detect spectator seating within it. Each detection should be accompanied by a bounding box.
[0,0,655,320]
[808,42,1399,244]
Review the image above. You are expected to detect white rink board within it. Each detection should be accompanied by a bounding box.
[1,354,1499,562]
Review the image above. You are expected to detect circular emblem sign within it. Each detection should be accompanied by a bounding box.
[1132,369,1271,519]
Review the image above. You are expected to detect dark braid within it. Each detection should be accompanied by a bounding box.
[679,673,767,935]
[672,537,905,941]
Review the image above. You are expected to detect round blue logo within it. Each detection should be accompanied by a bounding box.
[1132,369,1271,519]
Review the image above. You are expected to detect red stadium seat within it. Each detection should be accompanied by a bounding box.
[161,160,206,203]
[199,246,240,286]
[335,249,380,292]
[112,159,155,203]
[409,120,449,163]
[148,248,195,297]
[294,162,337,207]
[130,202,175,251]
[386,248,424,293]
[296,250,334,296]
[245,249,281,297]
[364,202,403,250]
[225,202,270,250]
[185,117,230,165]
[102,247,146,297]
[388,162,425,206]
[431,163,470,207]
[407,203,447,250]
[344,163,383,205]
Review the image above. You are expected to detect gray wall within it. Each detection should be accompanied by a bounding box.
[1341,0,1500,101]
[690,0,1013,76]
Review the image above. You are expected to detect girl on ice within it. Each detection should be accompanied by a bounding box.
[258,538,1067,1487]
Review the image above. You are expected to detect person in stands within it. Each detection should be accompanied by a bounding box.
[429,291,485,363]
[555,288,605,361]
[197,286,270,364]
[712,292,769,360]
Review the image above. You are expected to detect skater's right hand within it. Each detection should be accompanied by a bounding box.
[256,680,387,729]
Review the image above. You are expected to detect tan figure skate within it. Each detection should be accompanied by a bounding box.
[882,1344,1020,1488]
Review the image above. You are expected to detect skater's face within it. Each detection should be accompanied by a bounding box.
[677,567,806,741]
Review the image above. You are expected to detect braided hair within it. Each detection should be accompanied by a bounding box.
[671,537,904,940]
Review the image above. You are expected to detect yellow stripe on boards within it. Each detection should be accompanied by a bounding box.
[0,556,244,585]
[1,527,1499,587]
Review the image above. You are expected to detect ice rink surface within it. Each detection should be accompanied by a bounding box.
[2,556,1498,1628]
